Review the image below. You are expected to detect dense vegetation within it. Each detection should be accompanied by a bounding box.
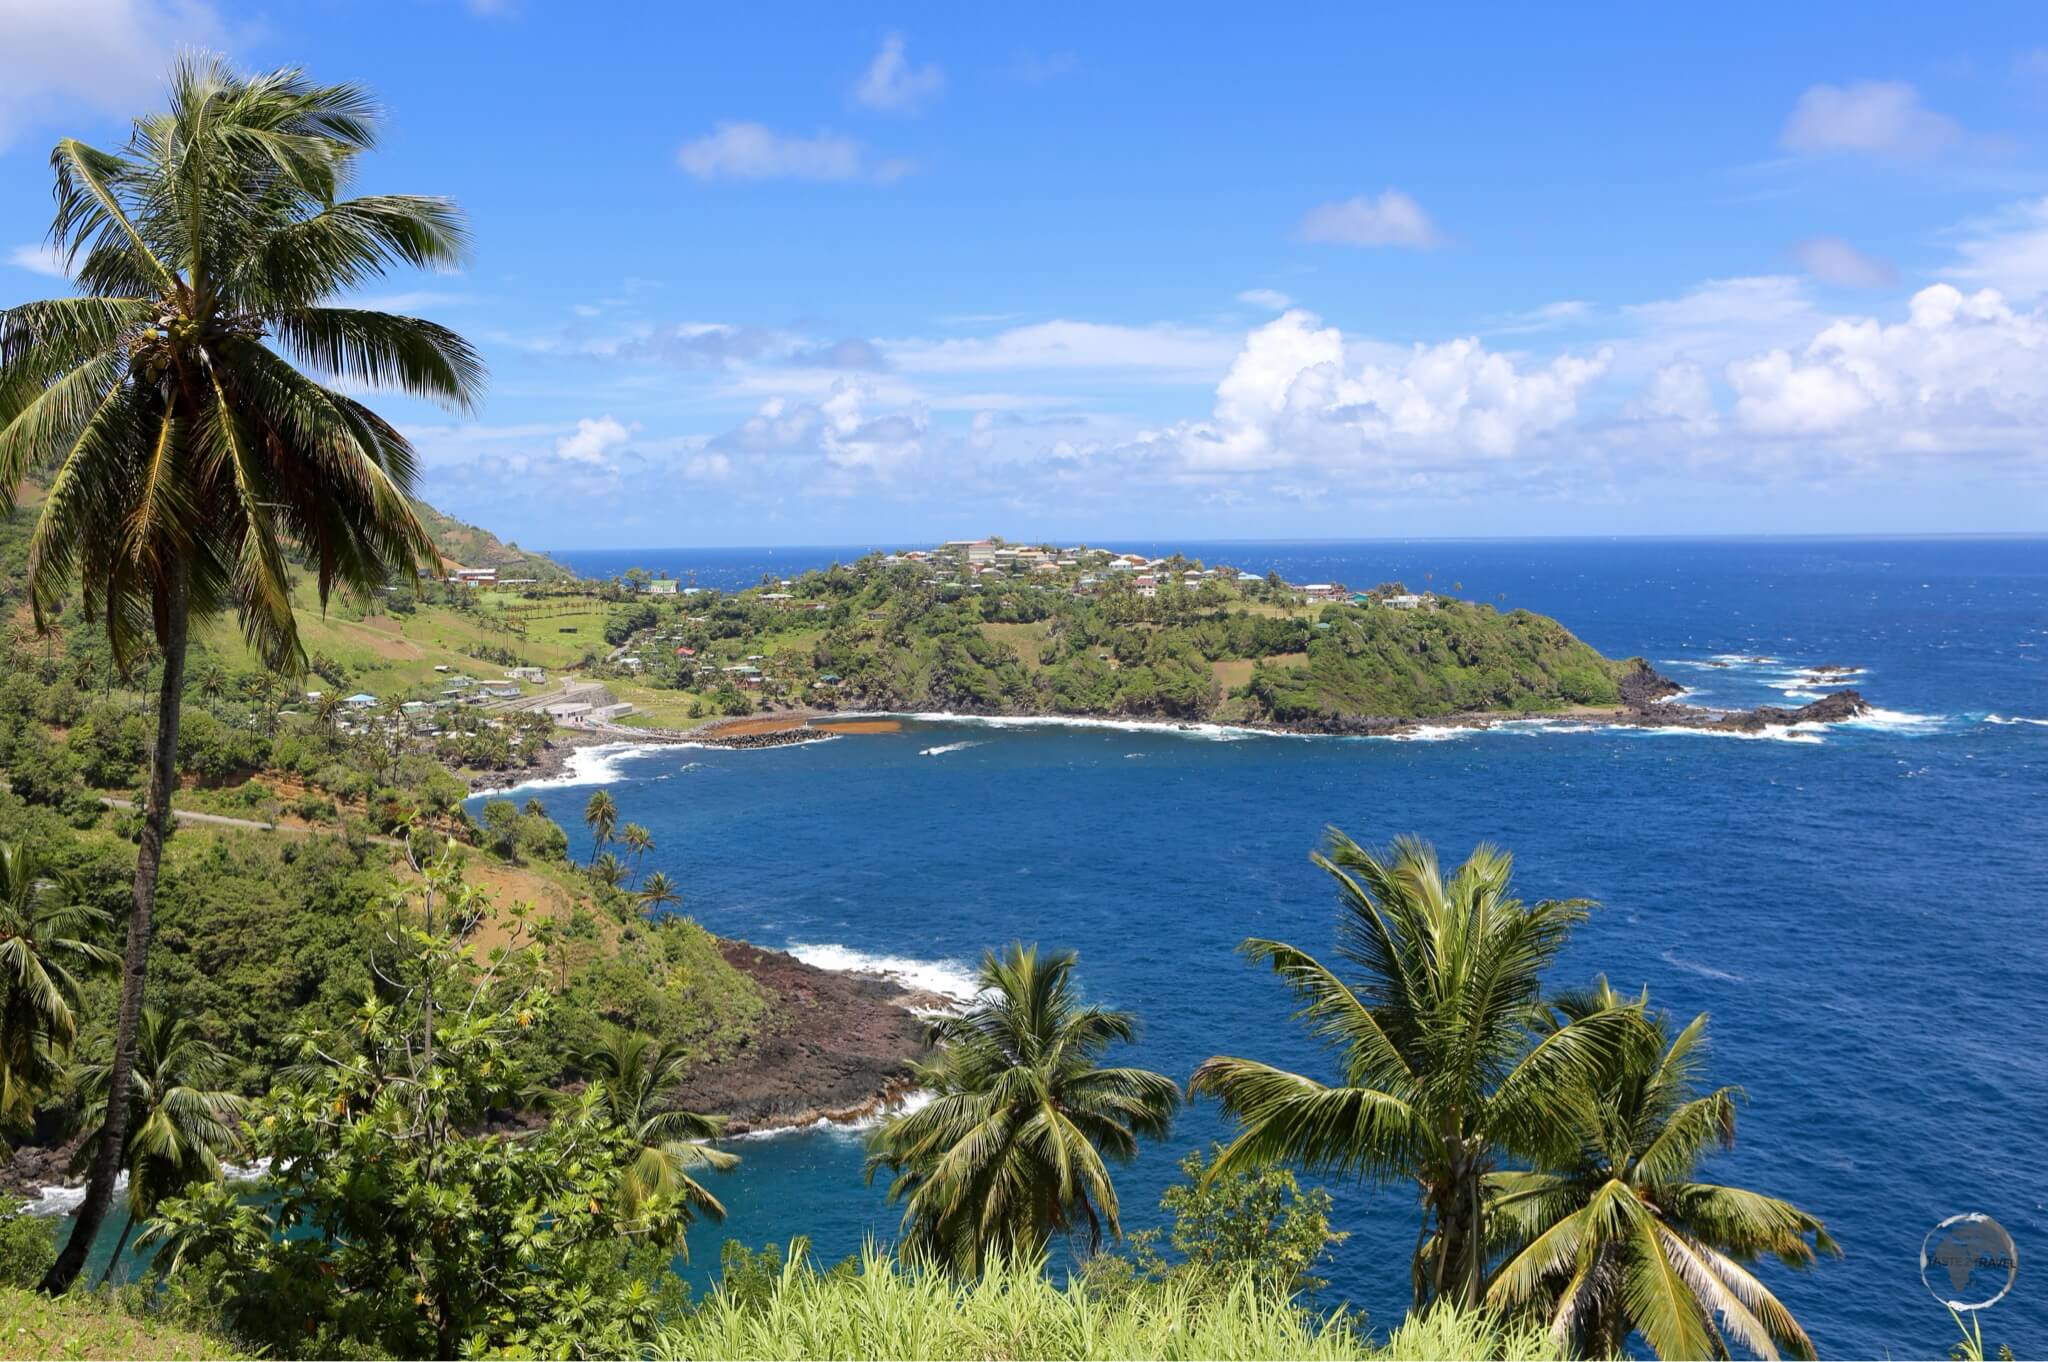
[583,554,1644,730]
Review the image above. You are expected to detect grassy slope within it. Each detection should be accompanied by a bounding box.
[0,1287,230,1361]
[412,501,577,581]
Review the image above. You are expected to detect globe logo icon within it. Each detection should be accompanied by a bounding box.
[1921,1213,2019,1311]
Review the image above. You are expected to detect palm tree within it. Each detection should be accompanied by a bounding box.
[583,790,617,863]
[194,659,228,714]
[311,689,344,750]
[865,943,1180,1274]
[575,1026,734,1243]
[1,58,481,1291]
[636,870,681,915]
[70,1008,247,1287]
[1483,979,1838,1360]
[1190,832,1643,1311]
[588,851,628,892]
[618,822,652,887]
[0,843,116,1137]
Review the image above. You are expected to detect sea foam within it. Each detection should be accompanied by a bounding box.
[783,942,979,1006]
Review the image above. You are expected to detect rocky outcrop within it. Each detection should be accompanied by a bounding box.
[1727,688,1871,731]
[672,942,934,1134]
[1617,659,1685,709]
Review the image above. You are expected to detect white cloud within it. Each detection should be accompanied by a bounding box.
[718,384,929,474]
[853,34,943,113]
[1628,362,1720,433]
[885,319,1238,380]
[1237,288,1294,311]
[683,452,732,480]
[677,122,912,183]
[1298,191,1441,249]
[1794,237,1898,289]
[1489,300,1591,334]
[0,0,225,149]
[556,415,635,465]
[1944,197,2048,300]
[1166,309,1609,474]
[6,243,67,277]
[1726,284,2048,444]
[1779,81,1961,159]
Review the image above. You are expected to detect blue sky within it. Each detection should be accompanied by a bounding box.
[5,2,2048,547]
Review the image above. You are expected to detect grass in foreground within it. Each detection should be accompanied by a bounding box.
[651,1249,1561,1361]
[0,1286,230,1361]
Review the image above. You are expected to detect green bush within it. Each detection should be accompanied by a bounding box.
[0,1197,57,1288]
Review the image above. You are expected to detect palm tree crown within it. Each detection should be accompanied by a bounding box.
[574,1026,733,1243]
[1190,832,1643,1310]
[583,790,617,859]
[1,56,481,1292]
[637,871,681,914]
[71,1007,247,1284]
[1484,978,1838,1360]
[0,843,115,1134]
[865,942,1180,1275]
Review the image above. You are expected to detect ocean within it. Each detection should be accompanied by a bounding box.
[517,538,2048,1357]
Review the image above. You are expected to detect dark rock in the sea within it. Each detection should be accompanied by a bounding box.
[700,727,832,751]
[1618,659,1685,710]
[673,941,932,1134]
[1732,688,1871,731]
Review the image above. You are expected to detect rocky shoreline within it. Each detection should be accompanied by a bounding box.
[674,941,943,1137]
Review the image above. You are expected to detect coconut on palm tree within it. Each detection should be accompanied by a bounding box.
[574,1026,733,1241]
[70,1008,248,1286]
[0,57,481,1290]
[1190,832,1644,1311]
[583,790,617,862]
[637,870,681,914]
[1483,978,1838,1360]
[0,843,115,1139]
[866,942,1180,1275]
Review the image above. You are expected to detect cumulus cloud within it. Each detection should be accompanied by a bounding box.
[1779,81,1962,159]
[716,384,930,475]
[1298,191,1441,249]
[1794,236,1898,289]
[1237,288,1294,311]
[6,243,67,277]
[1165,310,1609,475]
[677,122,912,182]
[1628,362,1720,433]
[556,415,635,465]
[853,34,943,113]
[1725,284,2048,445]
[0,0,225,149]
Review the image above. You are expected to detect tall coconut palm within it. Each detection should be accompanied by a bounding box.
[1483,979,1838,1360]
[618,822,652,886]
[0,57,481,1290]
[194,658,228,714]
[575,1025,734,1244]
[583,790,617,862]
[0,843,116,1138]
[312,689,344,750]
[636,870,681,915]
[70,1008,247,1286]
[1190,832,1645,1311]
[866,943,1180,1275]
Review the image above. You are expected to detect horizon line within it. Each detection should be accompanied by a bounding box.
[541,530,2048,554]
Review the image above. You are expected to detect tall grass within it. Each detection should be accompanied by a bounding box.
[651,1247,1560,1361]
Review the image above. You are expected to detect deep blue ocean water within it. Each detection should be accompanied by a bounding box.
[508,539,2045,1356]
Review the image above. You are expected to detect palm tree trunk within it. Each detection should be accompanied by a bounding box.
[94,1211,137,1289]
[43,566,189,1294]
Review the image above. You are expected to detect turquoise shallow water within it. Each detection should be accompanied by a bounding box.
[520,538,2048,1357]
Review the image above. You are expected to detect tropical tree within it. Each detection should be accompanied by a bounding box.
[636,870,681,915]
[589,851,628,891]
[1483,978,1838,1360]
[0,843,115,1137]
[194,658,228,714]
[584,789,617,862]
[573,1026,734,1236]
[619,822,652,886]
[312,690,343,750]
[1190,832,1645,1311]
[866,943,1180,1274]
[0,57,482,1290]
[70,1008,247,1286]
